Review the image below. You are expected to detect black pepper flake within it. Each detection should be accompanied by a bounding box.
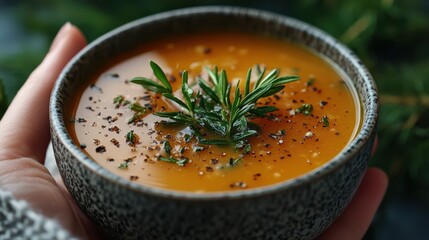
[80,144,87,149]
[320,101,328,107]
[95,146,106,153]
[108,126,121,134]
[130,176,139,181]
[77,118,87,123]
[253,173,262,180]
[107,158,115,162]
[86,106,95,112]
[105,73,119,78]
[210,159,219,165]
[124,157,136,163]
[111,138,120,148]
[206,166,214,172]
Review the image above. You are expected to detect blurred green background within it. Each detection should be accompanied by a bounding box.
[1,0,428,239]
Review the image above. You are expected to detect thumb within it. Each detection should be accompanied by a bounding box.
[0,23,86,163]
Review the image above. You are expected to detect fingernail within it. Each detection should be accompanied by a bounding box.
[50,22,72,51]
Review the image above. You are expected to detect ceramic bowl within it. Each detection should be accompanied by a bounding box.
[50,6,378,240]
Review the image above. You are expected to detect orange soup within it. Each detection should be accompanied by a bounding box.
[68,32,360,192]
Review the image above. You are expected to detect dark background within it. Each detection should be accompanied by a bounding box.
[1,1,429,239]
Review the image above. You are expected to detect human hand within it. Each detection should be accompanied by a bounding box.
[0,23,388,240]
[0,23,99,239]
[319,139,388,240]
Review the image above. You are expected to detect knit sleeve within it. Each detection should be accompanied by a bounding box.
[0,190,76,240]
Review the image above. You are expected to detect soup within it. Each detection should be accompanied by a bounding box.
[68,32,360,192]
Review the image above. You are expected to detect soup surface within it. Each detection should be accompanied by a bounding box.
[68,32,359,192]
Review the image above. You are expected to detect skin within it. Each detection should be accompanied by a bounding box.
[0,23,388,240]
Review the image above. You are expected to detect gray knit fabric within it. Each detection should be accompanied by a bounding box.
[0,190,75,240]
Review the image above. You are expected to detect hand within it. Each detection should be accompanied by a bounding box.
[0,23,99,239]
[0,23,388,240]
[319,139,388,240]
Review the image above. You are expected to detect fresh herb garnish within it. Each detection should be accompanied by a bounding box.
[127,103,147,124]
[296,103,313,115]
[163,140,172,155]
[118,162,129,169]
[113,95,125,108]
[125,130,137,146]
[129,103,146,112]
[229,157,242,166]
[158,156,189,167]
[322,115,330,127]
[131,61,299,149]
[306,77,315,86]
[192,145,205,152]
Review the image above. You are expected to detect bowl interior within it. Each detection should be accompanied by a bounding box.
[50,6,378,199]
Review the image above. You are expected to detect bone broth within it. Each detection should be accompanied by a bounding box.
[68,32,360,192]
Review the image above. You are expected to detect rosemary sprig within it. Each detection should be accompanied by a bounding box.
[131,61,299,147]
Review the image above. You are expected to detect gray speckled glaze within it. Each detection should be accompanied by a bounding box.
[49,6,378,240]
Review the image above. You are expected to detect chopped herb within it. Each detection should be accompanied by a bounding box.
[122,100,131,106]
[129,103,146,113]
[113,95,125,108]
[184,133,193,143]
[128,113,144,124]
[296,103,313,115]
[118,162,129,169]
[322,115,330,127]
[158,156,189,167]
[192,145,205,152]
[163,140,172,155]
[178,147,186,154]
[306,78,315,86]
[126,130,136,145]
[243,144,252,154]
[229,157,242,166]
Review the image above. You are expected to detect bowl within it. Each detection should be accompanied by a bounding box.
[49,6,378,240]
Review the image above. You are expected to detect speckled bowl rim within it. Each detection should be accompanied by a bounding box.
[50,6,378,201]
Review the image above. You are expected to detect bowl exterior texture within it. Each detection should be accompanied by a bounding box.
[50,6,378,240]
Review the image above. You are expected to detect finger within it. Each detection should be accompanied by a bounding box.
[0,23,86,163]
[318,167,388,240]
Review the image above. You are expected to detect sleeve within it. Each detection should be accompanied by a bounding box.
[0,190,76,240]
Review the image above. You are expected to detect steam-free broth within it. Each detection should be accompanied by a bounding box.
[68,32,360,192]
